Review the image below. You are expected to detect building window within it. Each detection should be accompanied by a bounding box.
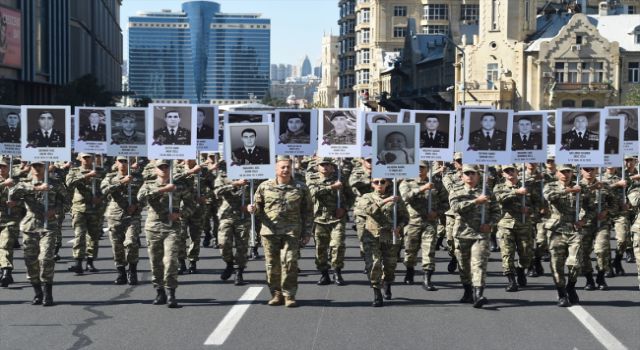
[422,25,449,35]
[582,99,596,107]
[491,0,499,31]
[628,5,636,14]
[562,99,576,107]
[358,29,370,44]
[486,63,499,89]
[424,4,449,20]
[576,35,583,44]
[394,6,407,17]
[393,26,407,38]
[358,9,370,24]
[554,62,565,83]
[568,62,578,83]
[629,62,640,83]
[580,62,590,83]
[593,62,604,83]
[362,49,370,64]
[635,27,640,44]
[461,4,479,21]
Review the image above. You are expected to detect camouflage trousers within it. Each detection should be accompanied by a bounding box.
[581,224,611,274]
[178,215,203,262]
[146,229,179,289]
[355,215,366,255]
[203,202,219,242]
[314,221,346,271]
[403,221,438,271]
[454,237,490,287]
[445,215,456,257]
[107,216,141,267]
[497,222,533,274]
[71,211,103,259]
[548,229,583,289]
[262,234,300,297]
[219,218,250,268]
[362,231,400,289]
[534,222,549,259]
[633,232,640,286]
[612,215,631,255]
[0,224,19,269]
[22,230,56,284]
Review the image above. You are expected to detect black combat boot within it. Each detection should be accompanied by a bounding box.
[220,263,234,281]
[166,288,178,308]
[527,261,538,277]
[403,267,415,285]
[534,256,545,276]
[556,287,571,307]
[606,261,615,278]
[114,266,127,285]
[505,274,518,292]
[613,253,625,276]
[127,263,138,285]
[490,234,500,252]
[566,280,580,304]
[153,287,167,305]
[596,270,609,291]
[447,256,458,274]
[0,268,13,287]
[435,237,444,251]
[202,232,211,247]
[188,261,197,274]
[372,288,383,307]
[68,259,83,275]
[177,259,187,275]
[249,246,260,260]
[317,270,331,285]
[423,270,437,291]
[234,268,246,286]
[460,284,473,303]
[584,272,596,291]
[516,267,527,287]
[333,268,345,286]
[626,248,636,263]
[383,282,392,300]
[53,246,61,262]
[42,283,54,307]
[472,287,488,308]
[85,258,98,272]
[31,283,43,305]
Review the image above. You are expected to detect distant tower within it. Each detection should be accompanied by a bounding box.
[301,55,312,76]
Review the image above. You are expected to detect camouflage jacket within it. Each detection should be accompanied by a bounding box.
[213,173,251,220]
[543,180,595,232]
[579,178,617,227]
[349,167,372,218]
[100,170,144,219]
[137,179,194,231]
[399,177,447,224]
[449,184,500,240]
[626,185,640,233]
[307,172,347,224]
[253,178,313,237]
[65,166,106,213]
[360,191,409,241]
[0,177,25,226]
[173,163,214,212]
[11,177,66,232]
[493,180,542,227]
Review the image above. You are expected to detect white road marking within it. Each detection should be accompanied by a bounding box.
[67,239,75,244]
[204,286,263,346]
[568,305,628,350]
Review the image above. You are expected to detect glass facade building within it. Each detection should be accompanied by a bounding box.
[128,1,271,104]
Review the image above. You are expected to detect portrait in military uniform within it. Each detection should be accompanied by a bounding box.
[607,107,639,142]
[559,111,600,151]
[512,114,543,150]
[196,107,215,140]
[604,119,621,155]
[455,105,492,152]
[110,109,146,145]
[362,112,397,147]
[546,112,556,146]
[77,109,107,142]
[0,108,20,144]
[321,109,357,146]
[277,111,311,144]
[229,126,270,165]
[152,107,192,145]
[25,108,66,148]
[467,111,508,151]
[415,112,449,149]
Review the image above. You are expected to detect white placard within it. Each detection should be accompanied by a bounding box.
[274,109,317,156]
[555,109,605,165]
[74,107,108,154]
[463,109,513,165]
[224,122,276,179]
[603,115,624,167]
[399,109,411,123]
[455,105,493,152]
[21,106,71,162]
[511,111,548,163]
[107,107,147,157]
[317,108,360,157]
[605,106,639,154]
[0,105,22,156]
[372,123,420,179]
[147,104,197,160]
[360,112,399,158]
[410,110,455,162]
[196,105,219,152]
[223,111,271,124]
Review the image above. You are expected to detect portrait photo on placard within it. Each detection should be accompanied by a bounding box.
[455,105,492,152]
[415,112,450,149]
[512,114,544,151]
[607,106,639,153]
[0,105,21,156]
[321,109,357,146]
[466,110,509,151]
[77,108,107,142]
[195,105,219,152]
[109,109,146,145]
[555,109,604,165]
[362,112,398,148]
[26,108,67,148]
[604,117,621,155]
[229,124,271,165]
[277,110,312,145]
[151,106,192,146]
[375,124,417,165]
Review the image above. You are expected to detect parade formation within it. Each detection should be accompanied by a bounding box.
[1,104,640,312]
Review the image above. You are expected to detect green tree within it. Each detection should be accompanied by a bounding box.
[56,74,117,108]
[132,96,152,107]
[623,84,640,105]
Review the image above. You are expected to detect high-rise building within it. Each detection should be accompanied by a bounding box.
[337,0,356,107]
[128,1,270,104]
[301,55,312,76]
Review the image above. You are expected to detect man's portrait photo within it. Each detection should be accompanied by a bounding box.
[111,109,146,145]
[278,111,311,144]
[196,107,215,140]
[416,113,449,149]
[363,113,397,147]
[77,109,106,142]
[0,108,20,143]
[467,111,508,151]
[546,112,556,145]
[230,126,270,165]
[152,107,192,145]
[604,119,620,154]
[322,110,357,145]
[226,113,265,124]
[608,108,639,142]
[512,114,543,151]
[560,112,600,150]
[26,109,66,148]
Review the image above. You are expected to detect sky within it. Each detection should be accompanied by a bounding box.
[121,0,339,67]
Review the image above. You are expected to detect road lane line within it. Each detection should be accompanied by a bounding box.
[204,286,263,346]
[568,305,628,350]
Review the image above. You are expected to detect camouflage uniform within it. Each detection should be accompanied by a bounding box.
[349,164,372,253]
[0,174,24,284]
[253,178,313,297]
[214,172,251,269]
[623,182,640,287]
[603,169,633,270]
[322,129,356,145]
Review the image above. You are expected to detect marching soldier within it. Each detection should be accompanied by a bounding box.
[628,183,640,290]
[0,160,24,287]
[442,152,464,273]
[100,156,144,285]
[350,157,373,267]
[601,164,631,277]
[248,156,313,307]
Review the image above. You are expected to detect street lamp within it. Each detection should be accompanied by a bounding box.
[437,34,466,106]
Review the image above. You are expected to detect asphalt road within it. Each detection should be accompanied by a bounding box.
[1,217,639,350]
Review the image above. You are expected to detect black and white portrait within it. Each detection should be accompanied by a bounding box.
[605,118,621,155]
[152,106,192,146]
[467,111,509,151]
[559,111,600,151]
[512,114,543,151]
[321,109,357,146]
[371,123,420,178]
[416,112,450,149]
[229,125,270,165]
[0,106,20,144]
[110,109,146,145]
[196,107,216,140]
[455,105,492,152]
[363,112,397,147]
[278,111,311,144]
[26,108,66,148]
[78,109,107,142]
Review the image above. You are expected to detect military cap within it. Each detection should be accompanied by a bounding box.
[120,113,136,121]
[501,164,517,171]
[454,152,463,160]
[0,160,7,167]
[329,111,348,121]
[556,164,573,171]
[462,164,478,173]
[77,152,92,160]
[624,154,637,160]
[419,160,429,167]
[30,161,45,166]
[547,155,555,161]
[318,157,334,165]
[155,159,171,167]
[371,115,391,123]
[116,156,128,161]
[276,155,292,162]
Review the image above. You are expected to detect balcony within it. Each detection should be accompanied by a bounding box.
[553,82,612,92]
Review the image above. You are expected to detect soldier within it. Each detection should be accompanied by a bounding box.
[494,164,541,292]
[0,159,23,287]
[399,161,446,290]
[11,161,67,306]
[79,110,106,141]
[601,163,631,277]
[629,184,640,290]
[322,111,356,145]
[442,152,464,273]
[65,153,105,274]
[623,155,639,265]
[543,164,595,307]
[308,157,348,285]
[279,114,310,144]
[214,169,251,285]
[152,110,191,145]
[27,111,65,148]
[350,157,373,266]
[449,164,500,308]
[0,111,20,143]
[560,114,599,150]
[524,162,548,277]
[111,113,145,145]
[359,177,408,306]
[137,159,194,308]
[247,156,313,307]
[203,153,222,248]
[100,156,144,285]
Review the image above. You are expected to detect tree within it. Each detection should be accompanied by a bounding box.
[623,84,640,106]
[56,74,117,108]
[132,96,152,107]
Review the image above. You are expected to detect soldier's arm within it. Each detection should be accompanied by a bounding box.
[178,185,196,218]
[65,168,86,188]
[252,183,265,216]
[54,181,67,215]
[100,173,122,196]
[308,178,336,199]
[489,192,501,224]
[137,182,162,204]
[396,199,410,227]
[543,183,566,203]
[349,174,369,197]
[449,191,477,215]
[399,181,422,206]
[627,187,640,207]
[300,186,314,238]
[493,183,519,205]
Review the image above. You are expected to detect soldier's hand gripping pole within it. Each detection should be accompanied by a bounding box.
[393,177,398,245]
[427,163,432,213]
[44,161,49,230]
[127,157,132,206]
[521,163,526,223]
[575,165,581,222]
[481,165,488,224]
[250,179,256,247]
